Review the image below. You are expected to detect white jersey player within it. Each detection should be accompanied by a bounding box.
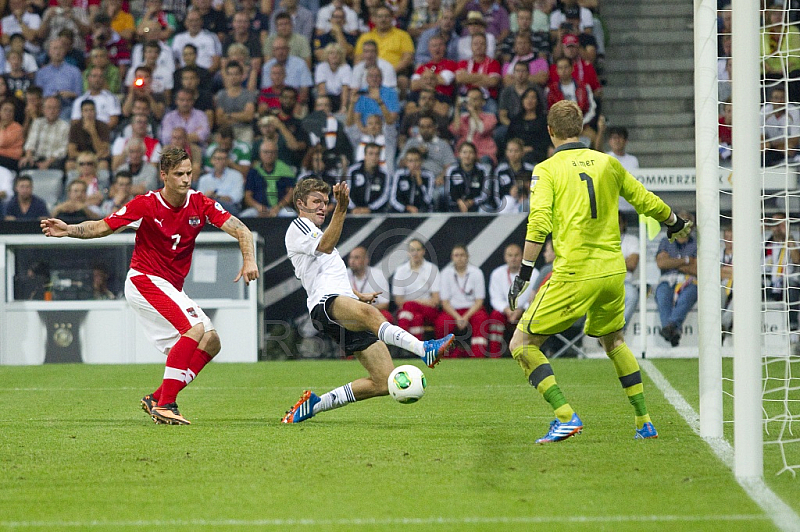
[281,178,455,423]
[41,147,259,426]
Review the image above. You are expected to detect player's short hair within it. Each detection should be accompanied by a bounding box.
[160,146,190,175]
[547,100,583,140]
[292,178,331,212]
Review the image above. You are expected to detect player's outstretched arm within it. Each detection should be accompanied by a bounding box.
[220,215,260,285]
[40,218,112,239]
[317,182,350,254]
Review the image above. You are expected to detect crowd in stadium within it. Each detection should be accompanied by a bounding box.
[0,0,628,220]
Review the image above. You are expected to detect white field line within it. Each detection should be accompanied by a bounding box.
[641,359,800,532]
[0,514,769,529]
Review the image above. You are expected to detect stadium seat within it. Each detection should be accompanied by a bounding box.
[25,169,64,210]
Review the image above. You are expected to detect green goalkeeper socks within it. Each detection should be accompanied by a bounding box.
[607,343,651,429]
[511,344,574,423]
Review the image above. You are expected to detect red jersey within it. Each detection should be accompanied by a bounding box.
[456,56,501,99]
[413,59,457,99]
[548,58,601,93]
[104,190,231,291]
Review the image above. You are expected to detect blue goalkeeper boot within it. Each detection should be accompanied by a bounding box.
[536,413,583,443]
[421,334,454,368]
[635,422,658,439]
[281,390,320,424]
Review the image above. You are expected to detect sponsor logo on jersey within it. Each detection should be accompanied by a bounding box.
[188,216,201,227]
[114,206,127,216]
[530,174,538,191]
[186,307,198,318]
[214,201,226,212]
[154,217,163,227]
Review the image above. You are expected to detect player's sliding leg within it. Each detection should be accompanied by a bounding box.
[600,331,658,439]
[150,323,205,425]
[509,330,583,443]
[328,296,454,368]
[282,336,394,423]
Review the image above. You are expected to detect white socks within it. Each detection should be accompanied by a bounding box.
[313,383,356,415]
[378,322,425,357]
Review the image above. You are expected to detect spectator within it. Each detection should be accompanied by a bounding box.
[21,85,43,138]
[257,63,288,114]
[55,28,87,70]
[19,95,69,170]
[2,0,42,57]
[600,123,640,171]
[546,56,597,143]
[549,0,593,42]
[90,263,116,300]
[350,40,397,91]
[407,0,443,40]
[415,7,459,64]
[398,88,452,147]
[83,47,121,94]
[214,61,257,144]
[393,238,442,340]
[240,0,270,37]
[176,66,213,126]
[50,178,101,223]
[203,126,252,177]
[719,100,732,163]
[0,99,25,171]
[105,0,134,42]
[347,246,393,323]
[193,0,228,41]
[313,7,357,63]
[761,85,799,167]
[71,150,107,204]
[166,126,203,178]
[262,87,310,167]
[443,141,491,212]
[264,12,312,68]
[121,65,167,121]
[71,65,121,130]
[502,31,549,89]
[113,139,159,195]
[762,1,800,103]
[213,43,259,95]
[349,111,394,173]
[345,142,391,213]
[159,88,210,149]
[67,99,110,170]
[549,33,602,100]
[242,139,296,217]
[4,173,49,220]
[493,138,534,212]
[500,7,550,64]
[454,32,501,107]
[301,95,354,174]
[507,87,549,165]
[196,146,244,215]
[270,0,315,42]
[35,38,83,121]
[315,0,360,36]
[495,61,535,148]
[315,43,352,113]
[354,6,415,93]
[129,39,176,97]
[458,0,510,42]
[0,75,25,125]
[390,147,435,213]
[172,44,210,93]
[398,112,456,178]
[655,211,698,347]
[456,12,496,61]
[3,33,38,77]
[171,9,222,74]
[85,12,131,75]
[721,225,734,334]
[619,213,640,329]
[410,34,457,104]
[99,170,134,215]
[435,243,489,358]
[260,36,313,108]
[451,87,497,166]
[352,66,400,126]
[764,212,800,337]
[487,243,534,357]
[38,0,90,54]
[3,51,33,103]
[134,0,175,43]
[222,13,263,91]
[297,144,339,199]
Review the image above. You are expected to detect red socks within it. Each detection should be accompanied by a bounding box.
[154,346,213,404]
[158,336,199,405]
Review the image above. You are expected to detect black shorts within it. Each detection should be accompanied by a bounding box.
[310,295,380,355]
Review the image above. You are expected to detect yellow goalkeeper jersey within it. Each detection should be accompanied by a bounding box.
[526,142,672,282]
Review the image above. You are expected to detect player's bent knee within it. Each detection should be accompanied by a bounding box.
[201,330,221,357]
[185,322,205,341]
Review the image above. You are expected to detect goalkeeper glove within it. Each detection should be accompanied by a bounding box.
[508,259,535,311]
[666,215,693,243]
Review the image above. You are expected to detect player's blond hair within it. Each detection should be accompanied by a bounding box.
[293,178,331,212]
[547,100,583,140]
[160,146,190,175]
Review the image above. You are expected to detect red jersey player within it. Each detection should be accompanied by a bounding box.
[41,147,259,425]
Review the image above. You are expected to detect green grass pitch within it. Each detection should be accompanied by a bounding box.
[0,359,796,531]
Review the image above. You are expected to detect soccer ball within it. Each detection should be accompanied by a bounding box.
[388,365,427,404]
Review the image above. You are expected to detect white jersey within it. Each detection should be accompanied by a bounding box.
[285,216,356,312]
[620,232,640,283]
[348,266,390,306]
[488,264,535,313]
[439,264,485,310]
[392,259,440,301]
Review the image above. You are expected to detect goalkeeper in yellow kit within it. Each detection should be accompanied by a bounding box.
[507,100,692,443]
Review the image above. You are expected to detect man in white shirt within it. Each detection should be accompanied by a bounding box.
[349,40,397,91]
[281,179,454,424]
[761,86,800,167]
[487,243,535,357]
[1,0,41,55]
[435,243,489,357]
[393,238,442,339]
[347,245,392,323]
[171,9,222,74]
[603,124,639,212]
[315,0,359,34]
[71,66,121,129]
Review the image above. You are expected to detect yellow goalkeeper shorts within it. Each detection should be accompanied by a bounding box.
[517,272,627,338]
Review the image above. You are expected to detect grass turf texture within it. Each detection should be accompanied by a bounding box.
[0,359,793,531]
